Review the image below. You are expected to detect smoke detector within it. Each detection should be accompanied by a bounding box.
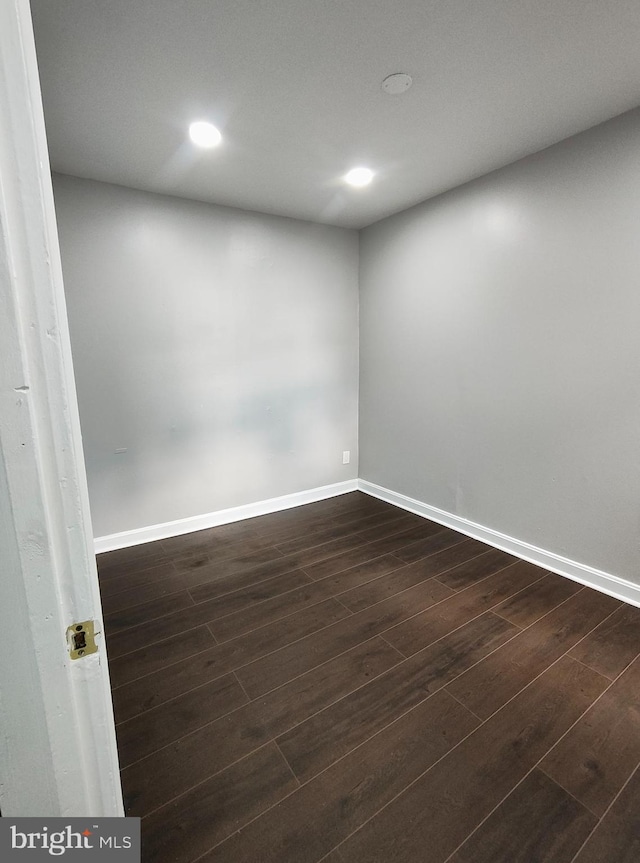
[382,73,413,95]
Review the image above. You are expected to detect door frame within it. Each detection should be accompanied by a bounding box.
[0,0,123,816]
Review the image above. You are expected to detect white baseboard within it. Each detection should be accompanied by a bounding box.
[94,479,358,554]
[358,479,640,609]
[94,476,640,610]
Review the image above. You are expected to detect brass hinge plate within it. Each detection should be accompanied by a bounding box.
[67,620,98,660]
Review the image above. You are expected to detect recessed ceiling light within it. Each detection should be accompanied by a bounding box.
[344,167,374,187]
[189,121,222,148]
[382,73,413,95]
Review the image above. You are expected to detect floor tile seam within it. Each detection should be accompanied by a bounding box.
[105,588,201,635]
[173,546,284,575]
[249,502,397,540]
[108,565,317,643]
[542,599,628,681]
[272,519,434,559]
[331,596,356,615]
[203,562,471,652]
[205,553,447,635]
[111,586,374,681]
[234,634,405,719]
[161,535,260,558]
[98,560,177,583]
[607,645,640,681]
[445,587,617,719]
[316,850,344,863]
[107,561,536,668]
[179,687,483,863]
[97,563,178,590]
[302,520,451,566]
[113,667,247,729]
[261,540,407,580]
[204,623,219,643]
[253,519,367,546]
[132,580,419,829]
[109,499,382,573]
[489,608,526,629]
[194,571,319,629]
[431,557,527,594]
[271,613,531,777]
[169,541,285,568]
[136,741,285,822]
[97,546,167,563]
[222,572,465,681]
[270,514,419,554]
[415,549,515,593]
[275,526,415,563]
[101,583,182,608]
[125,599,527,769]
[109,632,220,691]
[97,555,175,581]
[189,568,315,605]
[100,500,393,575]
[439,763,599,863]
[332,547,495,610]
[535,764,603,819]
[477,579,588,639]
[210,552,482,641]
[158,532,262,555]
[466,643,612,731]
[567,653,616,681]
[102,555,308,608]
[249,514,399,548]
[329,572,454,625]
[571,639,640,686]
[210,595,355,645]
[112,588,410,694]
[118,632,408,774]
[174,516,444,612]
[444,688,484,722]
[380,569,549,653]
[488,574,583,622]
[300,551,404,582]
[529,644,640,809]
[376,634,410,665]
[566,761,640,863]
[272,738,303,788]
[105,594,211,640]
[109,556,540,668]
[232,670,252,703]
[317,639,616,861]
[106,576,206,613]
[386,532,467,564]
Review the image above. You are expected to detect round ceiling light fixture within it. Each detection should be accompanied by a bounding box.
[344,167,374,187]
[381,73,413,95]
[189,121,222,148]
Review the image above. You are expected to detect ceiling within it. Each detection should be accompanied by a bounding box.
[30,0,640,229]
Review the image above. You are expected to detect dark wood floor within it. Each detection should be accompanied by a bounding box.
[98,492,640,863]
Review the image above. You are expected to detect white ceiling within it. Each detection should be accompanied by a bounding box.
[30,0,640,229]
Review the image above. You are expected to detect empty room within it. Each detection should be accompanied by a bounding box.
[3,0,640,861]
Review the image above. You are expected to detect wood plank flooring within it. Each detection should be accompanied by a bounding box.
[98,492,640,863]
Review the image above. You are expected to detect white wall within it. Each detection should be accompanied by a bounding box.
[359,108,640,583]
[53,175,359,537]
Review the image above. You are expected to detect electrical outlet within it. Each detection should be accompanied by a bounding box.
[342,450,350,465]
